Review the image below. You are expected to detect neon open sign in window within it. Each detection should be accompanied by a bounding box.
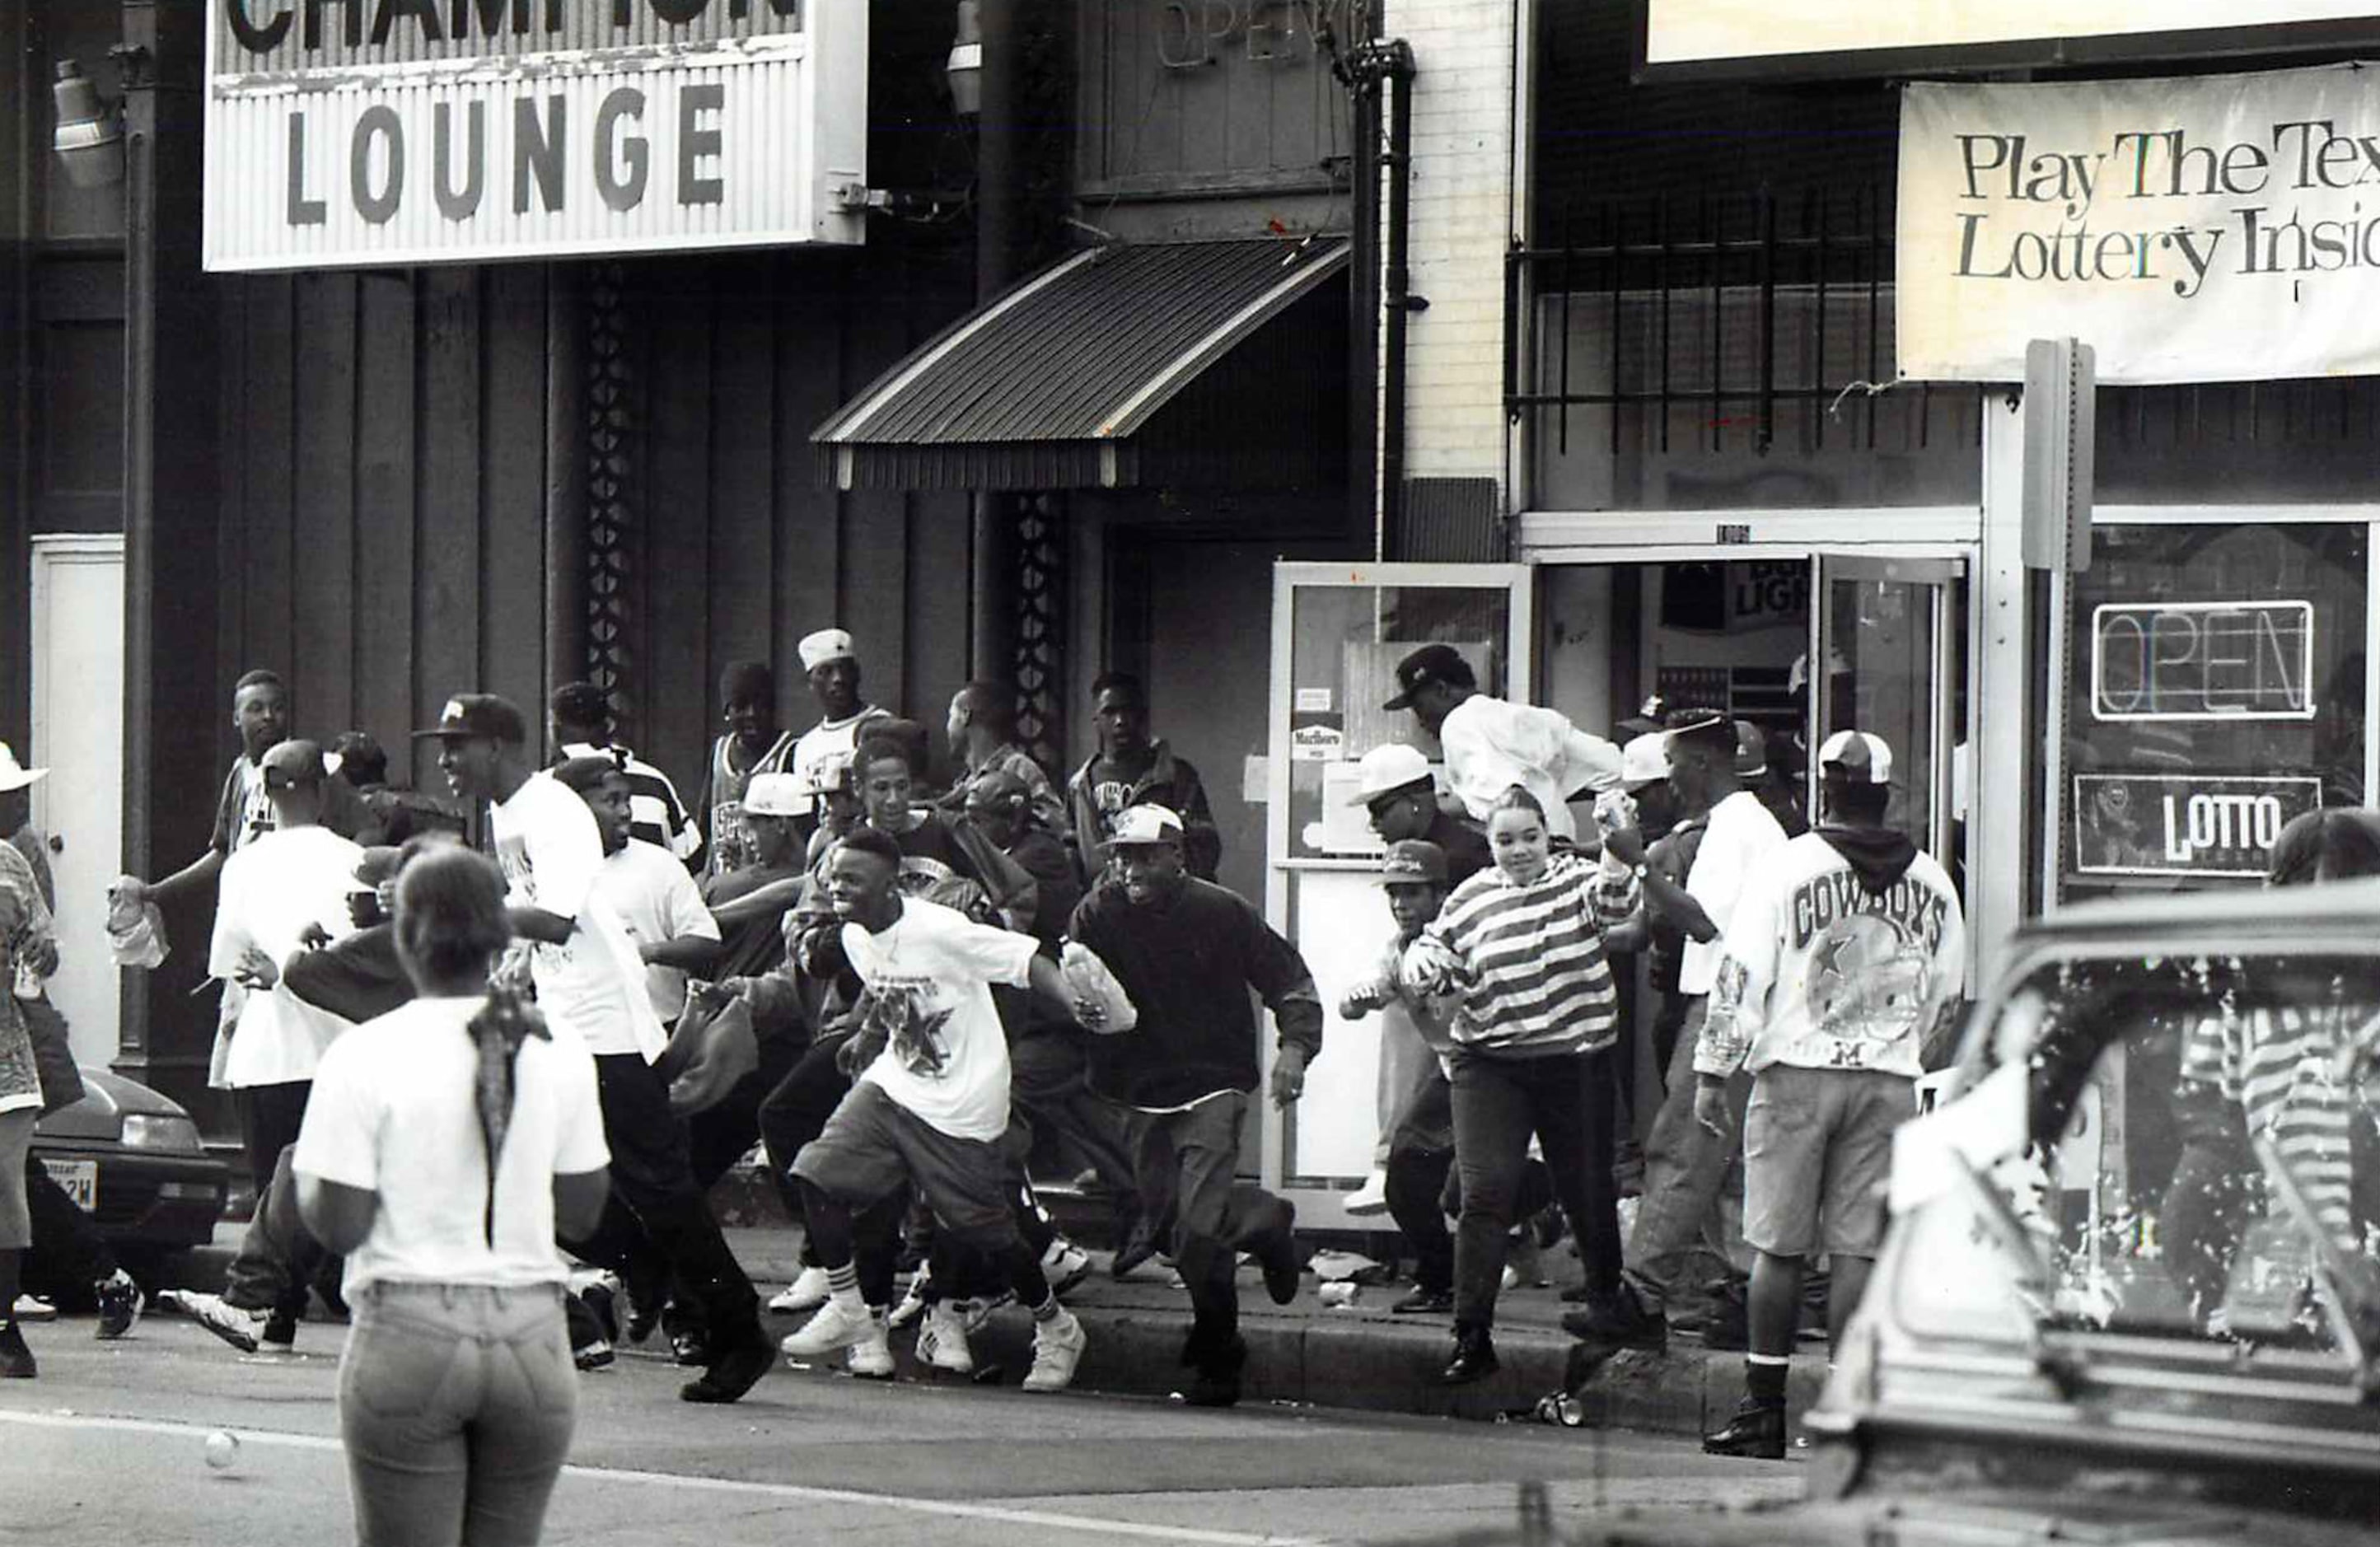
[2089,601,2316,722]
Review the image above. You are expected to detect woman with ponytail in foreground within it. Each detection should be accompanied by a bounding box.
[294,846,611,1547]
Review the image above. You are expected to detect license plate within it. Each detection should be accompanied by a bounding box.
[40,1157,96,1213]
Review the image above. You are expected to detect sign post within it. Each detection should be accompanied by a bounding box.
[2022,338,2095,572]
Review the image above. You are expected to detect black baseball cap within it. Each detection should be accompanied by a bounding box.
[412,694,529,745]
[1382,644,1476,712]
[260,739,326,790]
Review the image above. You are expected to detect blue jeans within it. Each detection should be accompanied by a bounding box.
[339,1282,577,1547]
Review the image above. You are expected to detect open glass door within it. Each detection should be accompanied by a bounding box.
[1811,551,1971,906]
[1264,563,1535,1225]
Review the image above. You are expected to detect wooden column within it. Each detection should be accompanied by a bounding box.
[117,0,221,1113]
[543,263,588,722]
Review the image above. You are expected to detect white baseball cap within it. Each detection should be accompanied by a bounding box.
[742,772,807,817]
[797,629,857,674]
[1620,732,1670,790]
[1344,744,1433,807]
[0,743,47,794]
[1819,729,1893,786]
[1110,804,1185,848]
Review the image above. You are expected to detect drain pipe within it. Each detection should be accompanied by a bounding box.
[1355,40,1421,560]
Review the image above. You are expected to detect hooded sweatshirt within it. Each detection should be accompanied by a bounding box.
[1694,823,1966,1081]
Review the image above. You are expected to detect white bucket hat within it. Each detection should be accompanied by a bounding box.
[0,742,49,793]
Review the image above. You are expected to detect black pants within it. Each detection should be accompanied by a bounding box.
[758,1031,854,1222]
[568,1054,760,1348]
[1122,1092,1287,1367]
[1448,1046,1621,1330]
[22,1152,119,1298]
[1010,1028,1141,1205]
[235,1081,312,1203]
[666,1035,801,1343]
[224,1143,333,1320]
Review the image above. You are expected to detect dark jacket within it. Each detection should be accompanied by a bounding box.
[281,924,413,1024]
[1424,808,1494,890]
[1004,825,1082,955]
[1068,876,1322,1109]
[1068,741,1222,885]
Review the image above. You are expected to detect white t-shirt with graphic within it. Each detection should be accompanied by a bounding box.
[491,772,666,1062]
[1678,789,1790,997]
[841,895,1036,1143]
[596,838,721,1026]
[1697,832,1966,1081]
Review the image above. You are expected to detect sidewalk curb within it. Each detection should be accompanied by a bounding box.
[166,1238,1823,1437]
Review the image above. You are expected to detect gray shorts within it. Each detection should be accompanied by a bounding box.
[1742,1064,1915,1260]
[790,1081,1018,1247]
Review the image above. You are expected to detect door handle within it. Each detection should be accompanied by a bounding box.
[47,834,62,854]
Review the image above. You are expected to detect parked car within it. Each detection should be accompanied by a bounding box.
[1592,881,2380,1546]
[31,1066,228,1257]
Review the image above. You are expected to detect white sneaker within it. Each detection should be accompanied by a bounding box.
[915,1300,975,1375]
[887,1264,931,1330]
[1345,1169,1391,1217]
[768,1266,830,1316]
[779,1299,882,1362]
[159,1290,269,1353]
[1022,1309,1087,1393]
[844,1323,895,1381]
[1041,1237,1092,1297]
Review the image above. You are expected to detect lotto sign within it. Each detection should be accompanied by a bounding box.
[2072,774,2322,877]
[203,0,867,271]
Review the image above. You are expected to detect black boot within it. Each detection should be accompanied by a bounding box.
[1438,1320,1499,1386]
[1703,1395,1787,1460]
[1181,1324,1247,1408]
[1559,1274,1667,1353]
[0,1250,31,1379]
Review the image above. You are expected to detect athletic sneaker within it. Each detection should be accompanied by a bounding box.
[1041,1237,1092,1298]
[93,1270,143,1340]
[261,1309,299,1351]
[1344,1169,1391,1217]
[573,1338,616,1372]
[1021,1309,1087,1393]
[915,1301,975,1375]
[162,1291,269,1354]
[779,1299,884,1362]
[768,1265,831,1316]
[844,1325,895,1380]
[888,1264,931,1330]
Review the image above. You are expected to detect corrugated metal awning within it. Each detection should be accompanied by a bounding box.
[814,237,1351,492]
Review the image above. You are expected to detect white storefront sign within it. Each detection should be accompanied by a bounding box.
[1648,2,2380,66]
[203,1,866,272]
[1899,65,2380,383]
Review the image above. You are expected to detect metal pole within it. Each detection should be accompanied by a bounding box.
[970,0,1022,685]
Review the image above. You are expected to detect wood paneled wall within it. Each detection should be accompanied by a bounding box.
[213,245,981,812]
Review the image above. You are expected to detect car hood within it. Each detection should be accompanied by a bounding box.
[33,1066,190,1142]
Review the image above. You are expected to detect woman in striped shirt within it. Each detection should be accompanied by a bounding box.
[1405,785,1648,1384]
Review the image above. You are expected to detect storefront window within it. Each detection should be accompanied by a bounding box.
[2063,522,2368,902]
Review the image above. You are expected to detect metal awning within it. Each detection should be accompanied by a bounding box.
[814,237,1351,492]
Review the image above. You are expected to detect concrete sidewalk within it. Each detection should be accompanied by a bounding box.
[164,1211,1823,1437]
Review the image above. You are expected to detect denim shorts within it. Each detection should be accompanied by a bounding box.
[338,1280,577,1547]
[1742,1064,1916,1260]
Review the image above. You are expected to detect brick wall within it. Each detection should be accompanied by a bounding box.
[1396,0,1517,497]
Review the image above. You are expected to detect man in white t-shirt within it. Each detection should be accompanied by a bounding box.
[422,693,771,1405]
[1697,731,1965,1460]
[1598,708,1788,1340]
[560,757,720,1029]
[788,629,891,814]
[1382,644,1621,844]
[205,738,365,1345]
[778,827,1093,1394]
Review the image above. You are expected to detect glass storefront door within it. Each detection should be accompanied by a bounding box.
[1813,553,1968,884]
[1264,563,1534,1221]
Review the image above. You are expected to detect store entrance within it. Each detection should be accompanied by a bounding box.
[1539,549,1971,904]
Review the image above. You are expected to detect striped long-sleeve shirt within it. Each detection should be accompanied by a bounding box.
[1404,852,1639,1057]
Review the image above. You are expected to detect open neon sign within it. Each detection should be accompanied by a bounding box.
[2089,600,2316,722]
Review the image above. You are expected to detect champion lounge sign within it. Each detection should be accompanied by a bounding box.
[1897,63,2380,382]
[203,0,867,271]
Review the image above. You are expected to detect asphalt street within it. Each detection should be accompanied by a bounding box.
[2,1310,1799,1546]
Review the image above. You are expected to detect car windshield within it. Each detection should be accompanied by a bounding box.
[1963,951,2380,1350]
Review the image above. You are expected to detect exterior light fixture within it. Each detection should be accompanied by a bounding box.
[53,60,124,189]
[947,0,983,117]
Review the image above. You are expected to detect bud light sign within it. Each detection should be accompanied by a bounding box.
[2073,774,2322,878]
